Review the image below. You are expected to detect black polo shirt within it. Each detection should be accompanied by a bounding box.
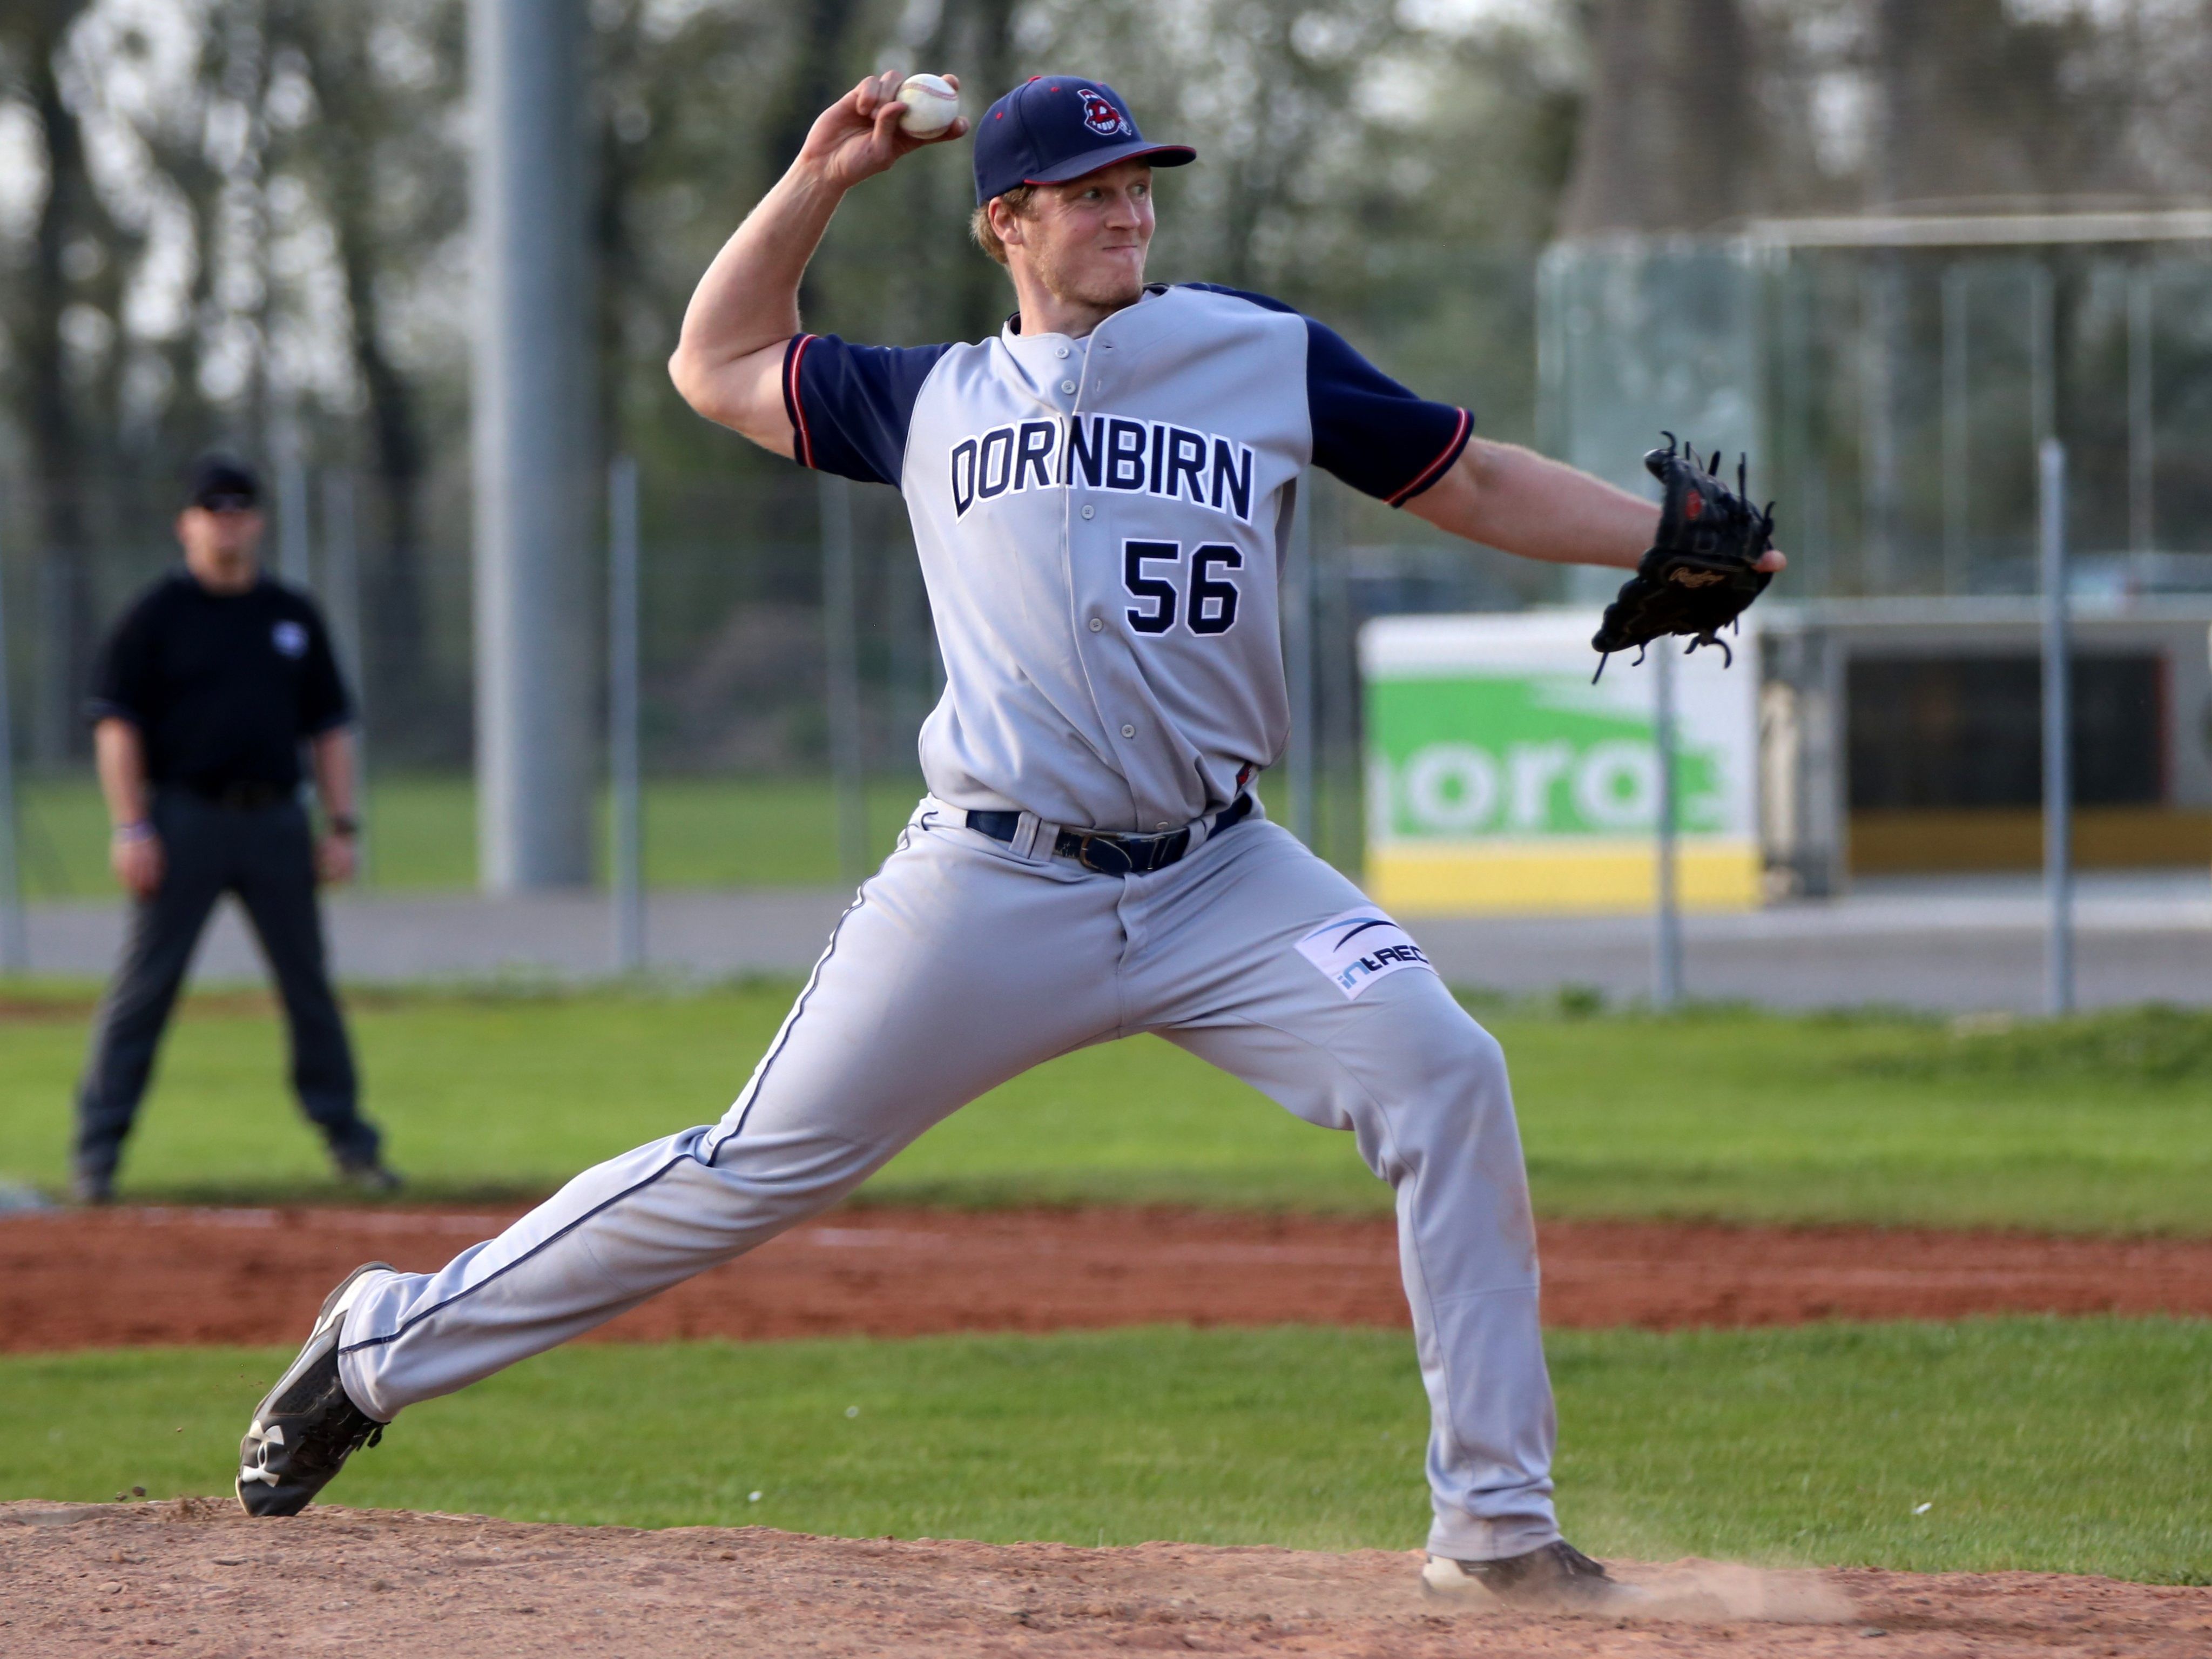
[87,571,353,793]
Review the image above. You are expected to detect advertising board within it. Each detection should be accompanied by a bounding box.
[1362,612,1762,913]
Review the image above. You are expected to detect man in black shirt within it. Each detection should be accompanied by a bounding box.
[72,455,396,1203]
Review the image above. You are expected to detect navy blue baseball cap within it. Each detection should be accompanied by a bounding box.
[188,454,260,511]
[973,77,1195,205]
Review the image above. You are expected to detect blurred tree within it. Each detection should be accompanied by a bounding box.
[0,1,113,761]
[1560,0,1762,233]
[8,0,2212,770]
[911,0,1021,345]
[269,0,466,737]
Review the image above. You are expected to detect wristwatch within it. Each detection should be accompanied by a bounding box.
[327,813,361,837]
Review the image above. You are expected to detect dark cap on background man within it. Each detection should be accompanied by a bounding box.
[188,454,261,512]
[972,77,1195,205]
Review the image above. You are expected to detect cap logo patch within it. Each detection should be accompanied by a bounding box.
[1077,89,1128,137]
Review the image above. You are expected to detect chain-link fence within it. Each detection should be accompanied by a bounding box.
[0,252,1558,900]
[0,462,1533,899]
[1541,226,2212,602]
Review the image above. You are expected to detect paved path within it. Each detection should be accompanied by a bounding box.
[1414,874,2212,1011]
[15,869,2210,1011]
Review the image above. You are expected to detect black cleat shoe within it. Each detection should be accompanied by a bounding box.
[70,1166,114,1206]
[237,1262,393,1516]
[1422,1540,1651,1615]
[338,1162,404,1196]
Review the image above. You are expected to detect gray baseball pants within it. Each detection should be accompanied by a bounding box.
[338,802,1560,1561]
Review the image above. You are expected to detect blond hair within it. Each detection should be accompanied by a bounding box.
[968,185,1038,266]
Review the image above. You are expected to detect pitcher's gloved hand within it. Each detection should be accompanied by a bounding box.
[1591,434,1777,680]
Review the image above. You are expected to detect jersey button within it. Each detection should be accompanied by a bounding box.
[1088,616,1104,632]
[1055,346,1070,359]
[1120,724,1137,739]
[1080,504,1095,520]
[1059,379,1077,394]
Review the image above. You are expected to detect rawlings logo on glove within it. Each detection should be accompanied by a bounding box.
[1591,433,1776,681]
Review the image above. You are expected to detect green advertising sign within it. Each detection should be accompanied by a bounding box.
[1363,615,1758,848]
[1368,675,1726,839]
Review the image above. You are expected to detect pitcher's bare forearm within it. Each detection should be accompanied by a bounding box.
[668,71,967,451]
[1408,439,1785,575]
[665,165,847,451]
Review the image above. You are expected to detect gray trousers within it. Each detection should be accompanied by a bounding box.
[73,790,377,1185]
[338,803,1558,1561]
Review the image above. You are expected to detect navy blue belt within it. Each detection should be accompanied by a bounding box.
[966,793,1254,876]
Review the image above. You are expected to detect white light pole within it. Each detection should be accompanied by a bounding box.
[471,0,594,889]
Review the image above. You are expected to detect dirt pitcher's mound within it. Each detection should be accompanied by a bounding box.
[5,1501,2209,1658]
[8,1204,2212,1352]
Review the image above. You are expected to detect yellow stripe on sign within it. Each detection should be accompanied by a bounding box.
[1366,840,1764,915]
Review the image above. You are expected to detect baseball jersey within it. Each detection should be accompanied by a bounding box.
[87,571,352,792]
[783,282,1472,833]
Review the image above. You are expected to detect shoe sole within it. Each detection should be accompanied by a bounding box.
[1421,1554,1655,1617]
[235,1262,394,1514]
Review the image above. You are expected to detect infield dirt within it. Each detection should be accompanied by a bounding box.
[6,1499,2209,1658]
[6,1203,2212,1351]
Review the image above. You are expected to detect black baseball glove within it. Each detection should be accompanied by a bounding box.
[1591,434,1775,680]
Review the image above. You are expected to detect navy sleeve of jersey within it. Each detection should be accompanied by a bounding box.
[1177,284,1473,507]
[1302,318,1472,505]
[784,334,955,488]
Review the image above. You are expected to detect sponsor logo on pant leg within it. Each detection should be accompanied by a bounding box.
[1295,907,1435,1001]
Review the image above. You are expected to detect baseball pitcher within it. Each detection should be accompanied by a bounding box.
[235,72,1783,1613]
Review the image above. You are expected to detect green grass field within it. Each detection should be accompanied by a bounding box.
[10,773,934,894]
[9,983,2208,1582]
[3,1320,2206,1581]
[4,984,2210,1231]
[10,770,1349,894]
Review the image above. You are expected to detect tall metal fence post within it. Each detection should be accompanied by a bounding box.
[1940,264,1970,594]
[2028,265,2056,454]
[319,471,370,885]
[2040,439,2074,1016]
[0,533,25,974]
[2127,266,2155,558]
[277,448,313,588]
[1653,643,1683,1009]
[609,456,644,973]
[820,473,867,886]
[1284,471,1316,847]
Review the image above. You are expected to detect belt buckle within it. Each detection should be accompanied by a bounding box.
[1073,833,1135,877]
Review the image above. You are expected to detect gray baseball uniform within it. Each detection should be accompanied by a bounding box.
[336,282,1558,1563]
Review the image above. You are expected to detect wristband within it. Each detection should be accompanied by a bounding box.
[327,813,361,837]
[113,821,154,844]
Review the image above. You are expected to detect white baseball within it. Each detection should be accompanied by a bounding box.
[896,73,960,137]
